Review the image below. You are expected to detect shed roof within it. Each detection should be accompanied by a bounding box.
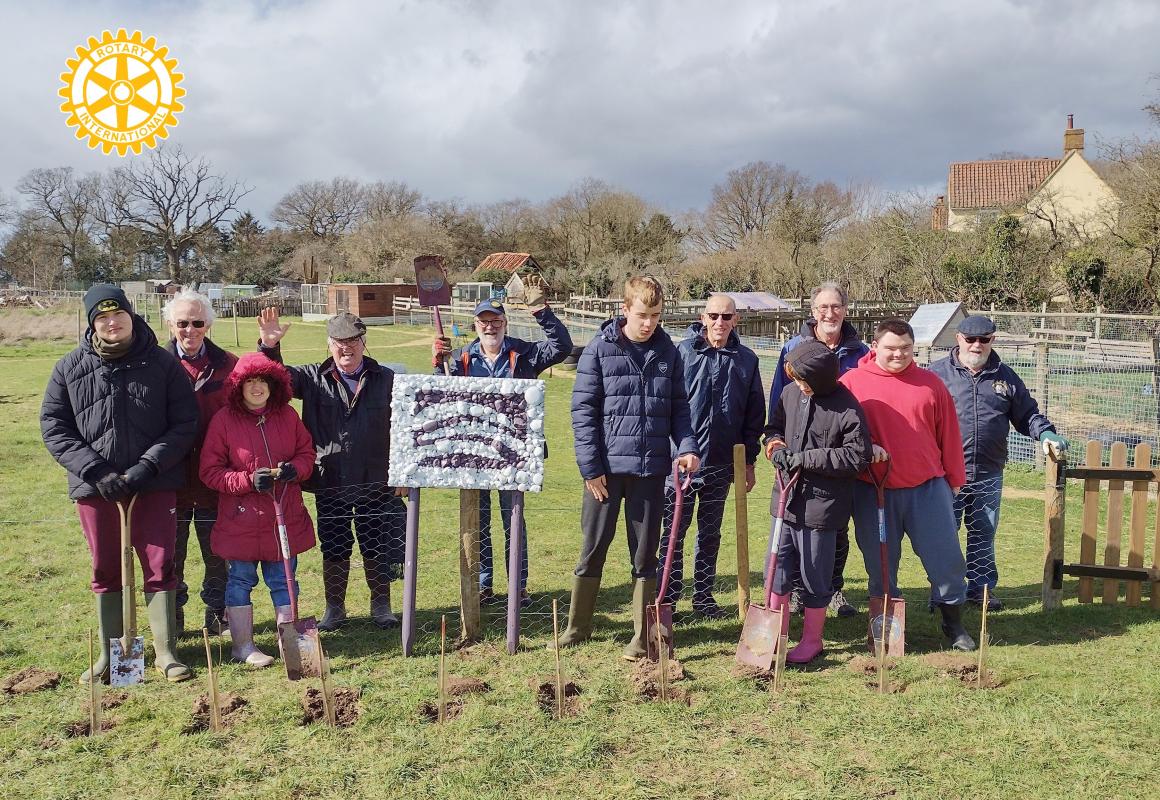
[473,252,540,276]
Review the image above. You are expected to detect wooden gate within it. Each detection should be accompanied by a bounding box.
[1043,440,1160,610]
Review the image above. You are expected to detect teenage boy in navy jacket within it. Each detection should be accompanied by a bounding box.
[555,276,700,660]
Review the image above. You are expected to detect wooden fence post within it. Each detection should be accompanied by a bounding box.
[1102,442,1129,604]
[1078,440,1101,603]
[1126,443,1151,607]
[1042,450,1066,610]
[733,443,750,621]
[459,489,481,643]
[1033,341,1049,469]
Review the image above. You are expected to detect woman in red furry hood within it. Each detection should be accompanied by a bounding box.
[199,352,315,667]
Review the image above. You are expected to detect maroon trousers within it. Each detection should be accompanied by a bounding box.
[76,491,178,593]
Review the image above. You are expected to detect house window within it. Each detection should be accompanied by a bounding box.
[362,292,375,301]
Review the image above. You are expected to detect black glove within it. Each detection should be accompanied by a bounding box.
[94,470,130,502]
[275,462,297,482]
[252,467,274,493]
[123,461,156,492]
[771,449,803,473]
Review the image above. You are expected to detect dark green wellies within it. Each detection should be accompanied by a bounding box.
[79,591,123,685]
[144,590,192,682]
[622,577,656,661]
[548,576,601,650]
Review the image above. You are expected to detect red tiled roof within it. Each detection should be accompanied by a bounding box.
[473,252,537,276]
[947,158,1061,209]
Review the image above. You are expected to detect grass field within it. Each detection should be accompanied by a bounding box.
[0,314,1157,800]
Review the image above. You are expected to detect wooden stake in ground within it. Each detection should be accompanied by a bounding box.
[552,599,563,719]
[772,633,788,693]
[878,611,891,694]
[438,614,447,723]
[977,585,990,689]
[319,645,336,727]
[202,628,221,732]
[88,629,100,737]
[654,598,668,703]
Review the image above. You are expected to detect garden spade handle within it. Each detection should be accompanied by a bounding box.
[762,468,800,608]
[657,460,693,603]
[870,457,893,609]
[117,494,139,652]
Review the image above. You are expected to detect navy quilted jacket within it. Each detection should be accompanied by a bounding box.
[41,316,199,500]
[571,318,698,479]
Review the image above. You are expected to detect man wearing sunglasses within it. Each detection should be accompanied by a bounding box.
[432,277,573,608]
[164,289,237,637]
[769,282,869,618]
[930,315,1067,611]
[657,293,764,619]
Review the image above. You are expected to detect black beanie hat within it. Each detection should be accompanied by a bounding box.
[786,339,840,396]
[84,284,133,328]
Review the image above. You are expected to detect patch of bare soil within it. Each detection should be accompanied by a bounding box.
[1,667,62,695]
[445,676,491,697]
[629,658,690,704]
[921,653,1001,688]
[847,655,898,677]
[63,719,115,737]
[183,692,248,734]
[82,691,128,714]
[418,699,464,722]
[301,686,361,727]
[731,662,772,681]
[531,678,583,717]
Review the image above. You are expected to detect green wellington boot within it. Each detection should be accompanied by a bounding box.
[621,577,657,661]
[79,591,123,685]
[548,576,601,650]
[144,590,193,682]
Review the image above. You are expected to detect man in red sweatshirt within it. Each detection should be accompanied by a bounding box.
[840,318,975,651]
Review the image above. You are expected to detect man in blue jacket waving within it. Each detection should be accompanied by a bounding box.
[930,315,1067,610]
[555,276,700,660]
[658,293,764,619]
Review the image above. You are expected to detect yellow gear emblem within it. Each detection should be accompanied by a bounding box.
[58,29,185,156]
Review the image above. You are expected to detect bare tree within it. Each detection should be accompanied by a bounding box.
[364,180,423,220]
[97,146,250,282]
[16,167,101,281]
[272,178,366,239]
[692,161,800,252]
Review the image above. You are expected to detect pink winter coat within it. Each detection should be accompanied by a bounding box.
[199,353,316,562]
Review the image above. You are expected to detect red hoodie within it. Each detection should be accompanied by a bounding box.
[839,352,966,490]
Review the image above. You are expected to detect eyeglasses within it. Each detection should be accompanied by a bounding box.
[705,312,734,321]
[330,336,364,347]
[814,304,846,312]
[175,320,206,329]
[476,318,505,329]
[963,335,993,344]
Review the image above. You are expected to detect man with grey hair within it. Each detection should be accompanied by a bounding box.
[769,282,868,618]
[164,288,237,635]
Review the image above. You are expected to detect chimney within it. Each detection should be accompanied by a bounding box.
[1064,114,1084,154]
[932,195,947,231]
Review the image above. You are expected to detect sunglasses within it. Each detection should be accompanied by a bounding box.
[705,312,734,321]
[175,320,206,329]
[963,335,993,344]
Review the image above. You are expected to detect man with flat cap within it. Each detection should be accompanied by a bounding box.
[433,279,572,606]
[930,315,1068,610]
[258,308,406,630]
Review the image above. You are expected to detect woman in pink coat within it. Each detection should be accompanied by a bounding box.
[200,352,315,667]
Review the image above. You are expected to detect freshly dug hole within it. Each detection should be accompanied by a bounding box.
[183,692,248,734]
[418,699,463,722]
[629,659,690,704]
[847,655,898,677]
[63,719,115,737]
[921,653,1001,688]
[301,687,361,727]
[445,676,490,697]
[531,677,583,717]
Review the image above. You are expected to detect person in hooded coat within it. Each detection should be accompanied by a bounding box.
[763,340,871,662]
[41,284,198,683]
[199,352,316,667]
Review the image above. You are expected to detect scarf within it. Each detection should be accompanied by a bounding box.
[91,332,134,360]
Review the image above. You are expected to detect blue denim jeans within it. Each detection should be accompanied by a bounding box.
[953,474,1004,598]
[225,557,298,607]
[478,490,528,592]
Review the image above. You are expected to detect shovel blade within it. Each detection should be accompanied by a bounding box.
[866,596,906,656]
[108,635,145,686]
[735,604,783,671]
[644,603,674,662]
[278,617,322,681]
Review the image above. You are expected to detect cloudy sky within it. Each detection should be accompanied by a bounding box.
[3,0,1159,220]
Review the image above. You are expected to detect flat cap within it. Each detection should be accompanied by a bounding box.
[327,311,366,339]
[957,315,996,337]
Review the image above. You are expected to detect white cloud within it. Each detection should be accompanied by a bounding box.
[2,0,1157,219]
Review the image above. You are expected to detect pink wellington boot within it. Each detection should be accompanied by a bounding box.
[227,606,274,668]
[787,606,826,663]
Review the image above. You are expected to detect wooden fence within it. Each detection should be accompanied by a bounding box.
[1043,441,1160,610]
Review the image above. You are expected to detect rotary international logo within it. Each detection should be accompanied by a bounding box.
[58,29,185,156]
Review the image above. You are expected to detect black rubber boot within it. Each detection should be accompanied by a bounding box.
[938,603,977,652]
[79,592,123,685]
[549,576,600,650]
[318,559,350,631]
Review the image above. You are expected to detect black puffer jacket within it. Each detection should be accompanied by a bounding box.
[764,340,871,530]
[259,344,394,491]
[41,315,199,500]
